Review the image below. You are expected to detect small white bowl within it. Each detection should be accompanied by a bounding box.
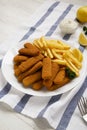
[59,19,78,34]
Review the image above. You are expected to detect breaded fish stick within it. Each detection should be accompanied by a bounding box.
[24,42,39,50]
[54,68,65,84]
[43,62,59,88]
[19,54,44,72]
[19,43,40,56]
[14,62,21,69]
[32,80,43,90]
[23,71,42,87]
[14,68,21,77]
[42,57,52,80]
[48,77,70,91]
[13,55,28,63]
[18,61,43,82]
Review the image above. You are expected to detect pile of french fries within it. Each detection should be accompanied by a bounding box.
[33,36,82,76]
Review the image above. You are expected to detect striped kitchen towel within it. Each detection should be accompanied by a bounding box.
[0,0,87,130]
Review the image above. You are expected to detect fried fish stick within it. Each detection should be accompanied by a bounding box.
[19,43,40,56]
[48,77,70,91]
[42,57,52,80]
[32,80,43,90]
[43,62,59,88]
[24,42,39,49]
[13,55,28,63]
[54,68,65,84]
[14,62,21,69]
[18,61,43,82]
[14,68,21,77]
[19,54,44,72]
[23,71,42,87]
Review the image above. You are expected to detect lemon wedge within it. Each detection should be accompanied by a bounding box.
[78,32,87,46]
[72,48,83,62]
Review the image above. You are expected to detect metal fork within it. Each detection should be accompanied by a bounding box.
[78,96,87,122]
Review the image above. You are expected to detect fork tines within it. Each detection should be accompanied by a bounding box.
[78,96,87,116]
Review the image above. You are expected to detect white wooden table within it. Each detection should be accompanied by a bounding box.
[0,0,87,130]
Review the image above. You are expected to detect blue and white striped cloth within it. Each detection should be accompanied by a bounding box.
[0,0,87,130]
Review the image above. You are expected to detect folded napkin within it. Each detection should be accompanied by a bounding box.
[0,0,87,130]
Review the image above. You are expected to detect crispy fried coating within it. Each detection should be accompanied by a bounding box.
[24,42,39,49]
[19,43,40,56]
[32,80,43,90]
[14,68,21,77]
[14,64,18,70]
[18,61,43,82]
[19,54,44,72]
[23,71,42,87]
[13,62,21,69]
[48,77,70,91]
[43,62,59,89]
[13,55,28,63]
[42,57,52,80]
[54,67,66,84]
[24,42,32,48]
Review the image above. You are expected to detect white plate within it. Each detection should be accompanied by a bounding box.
[1,38,87,96]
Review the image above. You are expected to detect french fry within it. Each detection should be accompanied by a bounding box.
[40,36,47,48]
[33,41,41,49]
[65,58,79,76]
[53,49,68,54]
[41,50,45,54]
[52,49,62,59]
[66,63,79,76]
[35,39,43,48]
[46,40,64,49]
[57,40,70,49]
[64,51,82,69]
[52,59,66,65]
[44,50,48,57]
[46,48,53,58]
